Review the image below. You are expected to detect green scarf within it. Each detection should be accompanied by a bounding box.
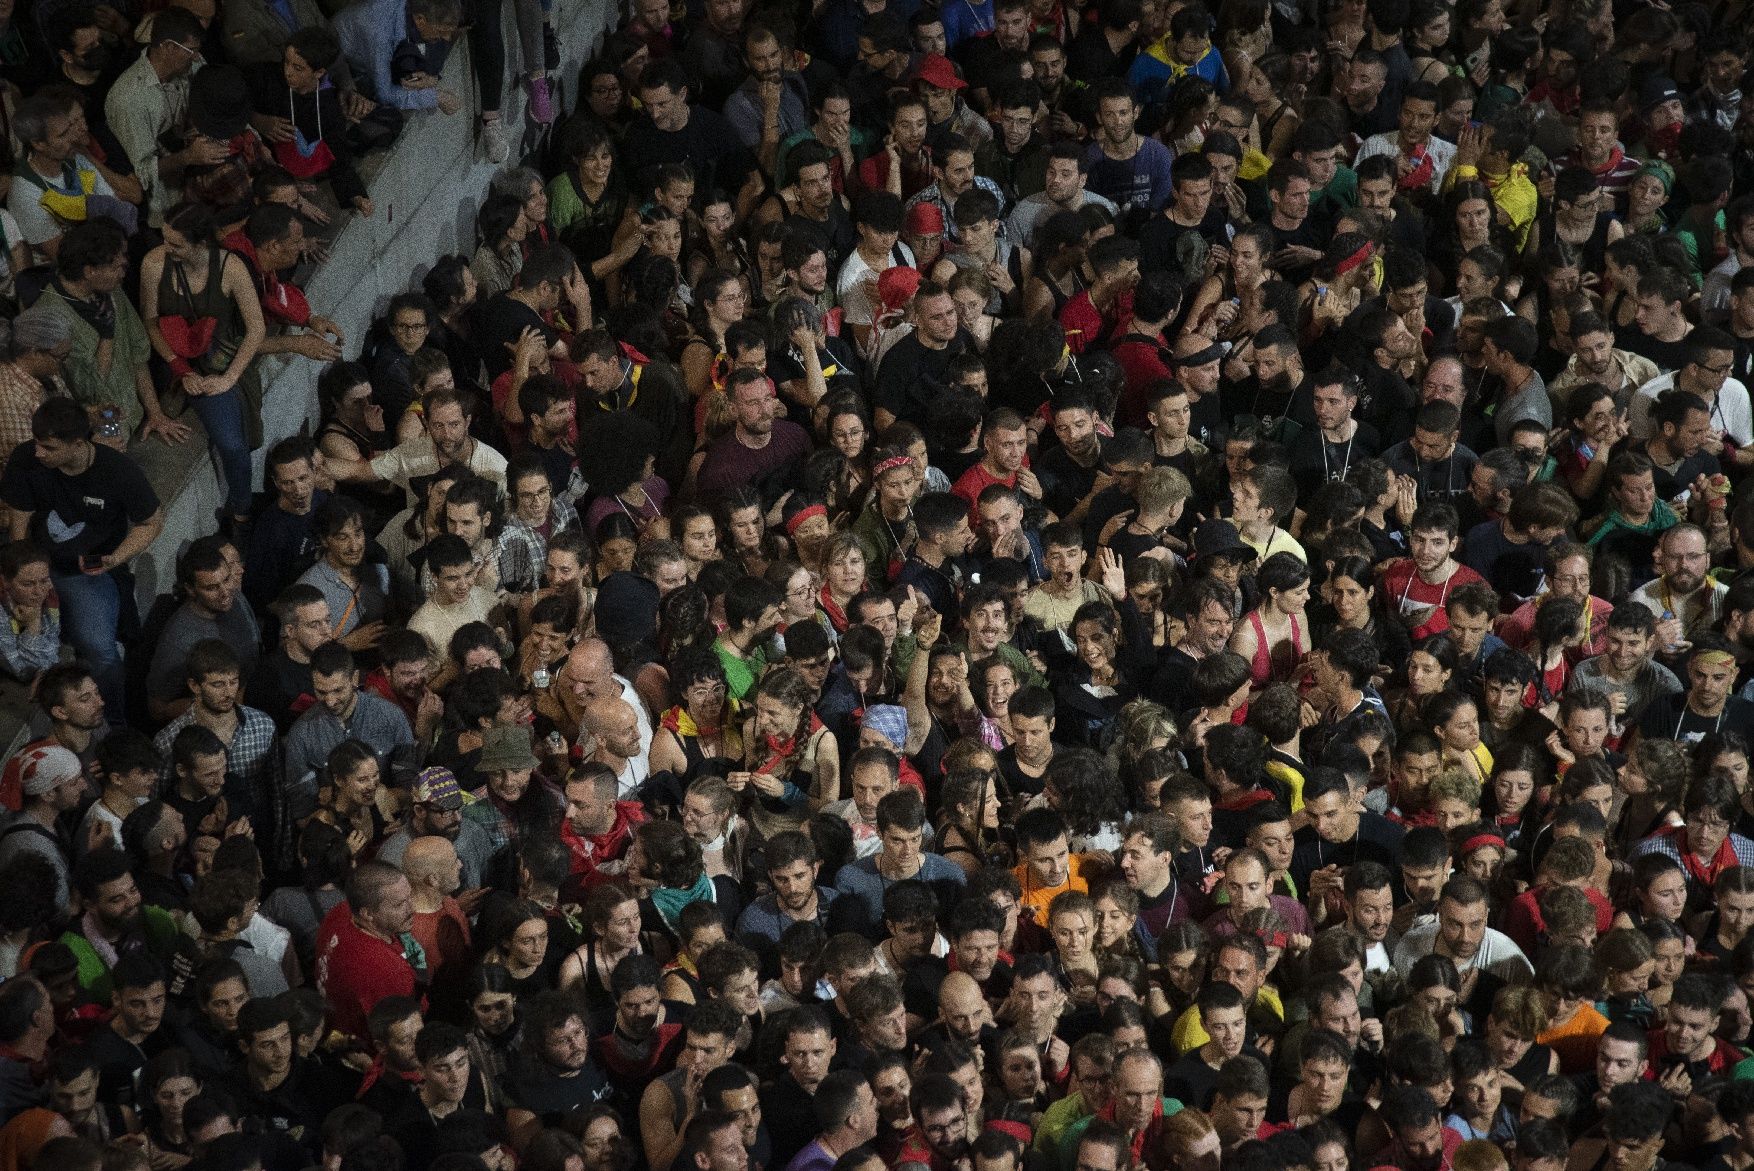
[651,872,716,928]
[1586,499,1679,547]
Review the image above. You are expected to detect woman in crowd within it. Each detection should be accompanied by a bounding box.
[140,201,266,533]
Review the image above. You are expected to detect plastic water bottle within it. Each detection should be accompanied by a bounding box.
[96,407,122,441]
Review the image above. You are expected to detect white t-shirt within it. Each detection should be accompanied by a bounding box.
[836,241,917,328]
[1628,371,1754,447]
[371,436,508,490]
[7,155,115,253]
[0,210,24,297]
[408,587,499,666]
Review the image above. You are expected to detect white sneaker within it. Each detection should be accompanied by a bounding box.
[480,118,510,164]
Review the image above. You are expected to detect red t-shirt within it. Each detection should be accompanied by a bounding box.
[1058,289,1133,354]
[854,151,932,199]
[315,902,418,1039]
[1501,883,1614,954]
[951,461,1019,522]
[1376,559,1486,639]
[1111,333,1171,429]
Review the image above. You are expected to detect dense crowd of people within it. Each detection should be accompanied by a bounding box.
[15,0,1754,1170]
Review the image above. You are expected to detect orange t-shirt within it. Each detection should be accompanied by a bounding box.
[1537,1001,1610,1075]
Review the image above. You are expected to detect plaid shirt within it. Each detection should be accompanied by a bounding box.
[153,705,279,824]
[1632,829,1754,878]
[463,780,563,858]
[496,499,580,594]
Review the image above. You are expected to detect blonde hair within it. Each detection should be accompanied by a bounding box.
[699,390,735,443]
[1162,1107,1216,1153]
[1429,768,1483,808]
[1455,1140,1509,1171]
[1489,984,1550,1039]
[1137,466,1193,515]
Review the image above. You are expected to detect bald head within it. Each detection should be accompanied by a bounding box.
[1114,1047,1163,1083]
[584,697,642,761]
[566,639,618,708]
[1173,333,1221,361]
[402,835,461,895]
[572,638,612,677]
[938,971,988,1040]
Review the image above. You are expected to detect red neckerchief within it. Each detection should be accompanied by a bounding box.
[1587,144,1628,178]
[661,705,722,739]
[1397,146,1436,191]
[223,230,312,327]
[1095,1096,1164,1163]
[818,583,856,633]
[1662,823,1740,887]
[355,1056,422,1098]
[755,713,825,774]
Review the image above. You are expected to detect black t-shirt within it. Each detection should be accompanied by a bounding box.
[477,293,551,382]
[875,330,972,428]
[1289,811,1406,895]
[1149,646,1201,716]
[1269,217,1328,284]
[1620,327,1693,374]
[1139,206,1230,280]
[247,650,314,734]
[1065,25,1135,83]
[1639,693,1754,745]
[1187,390,1229,449]
[1036,437,1110,519]
[1355,362,1419,443]
[996,743,1054,799]
[1648,447,1721,502]
[1287,421,1381,497]
[239,1059,345,1155]
[760,1074,819,1169]
[0,442,161,574]
[1166,1044,1269,1110]
[89,1025,165,1109]
[1106,525,1163,563]
[619,107,754,200]
[787,204,858,276]
[504,1057,612,1124]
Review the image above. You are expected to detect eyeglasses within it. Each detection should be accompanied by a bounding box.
[1697,361,1734,376]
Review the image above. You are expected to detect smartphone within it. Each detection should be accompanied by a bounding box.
[80,554,104,572]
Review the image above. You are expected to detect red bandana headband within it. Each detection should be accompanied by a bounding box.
[1462,833,1507,855]
[1332,240,1374,276]
[784,504,828,535]
[874,455,915,475]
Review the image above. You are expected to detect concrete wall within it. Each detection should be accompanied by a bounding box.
[127,0,613,604]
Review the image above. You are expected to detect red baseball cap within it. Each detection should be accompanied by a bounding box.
[913,52,966,91]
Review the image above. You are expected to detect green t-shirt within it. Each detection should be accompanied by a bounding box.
[714,637,767,701]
